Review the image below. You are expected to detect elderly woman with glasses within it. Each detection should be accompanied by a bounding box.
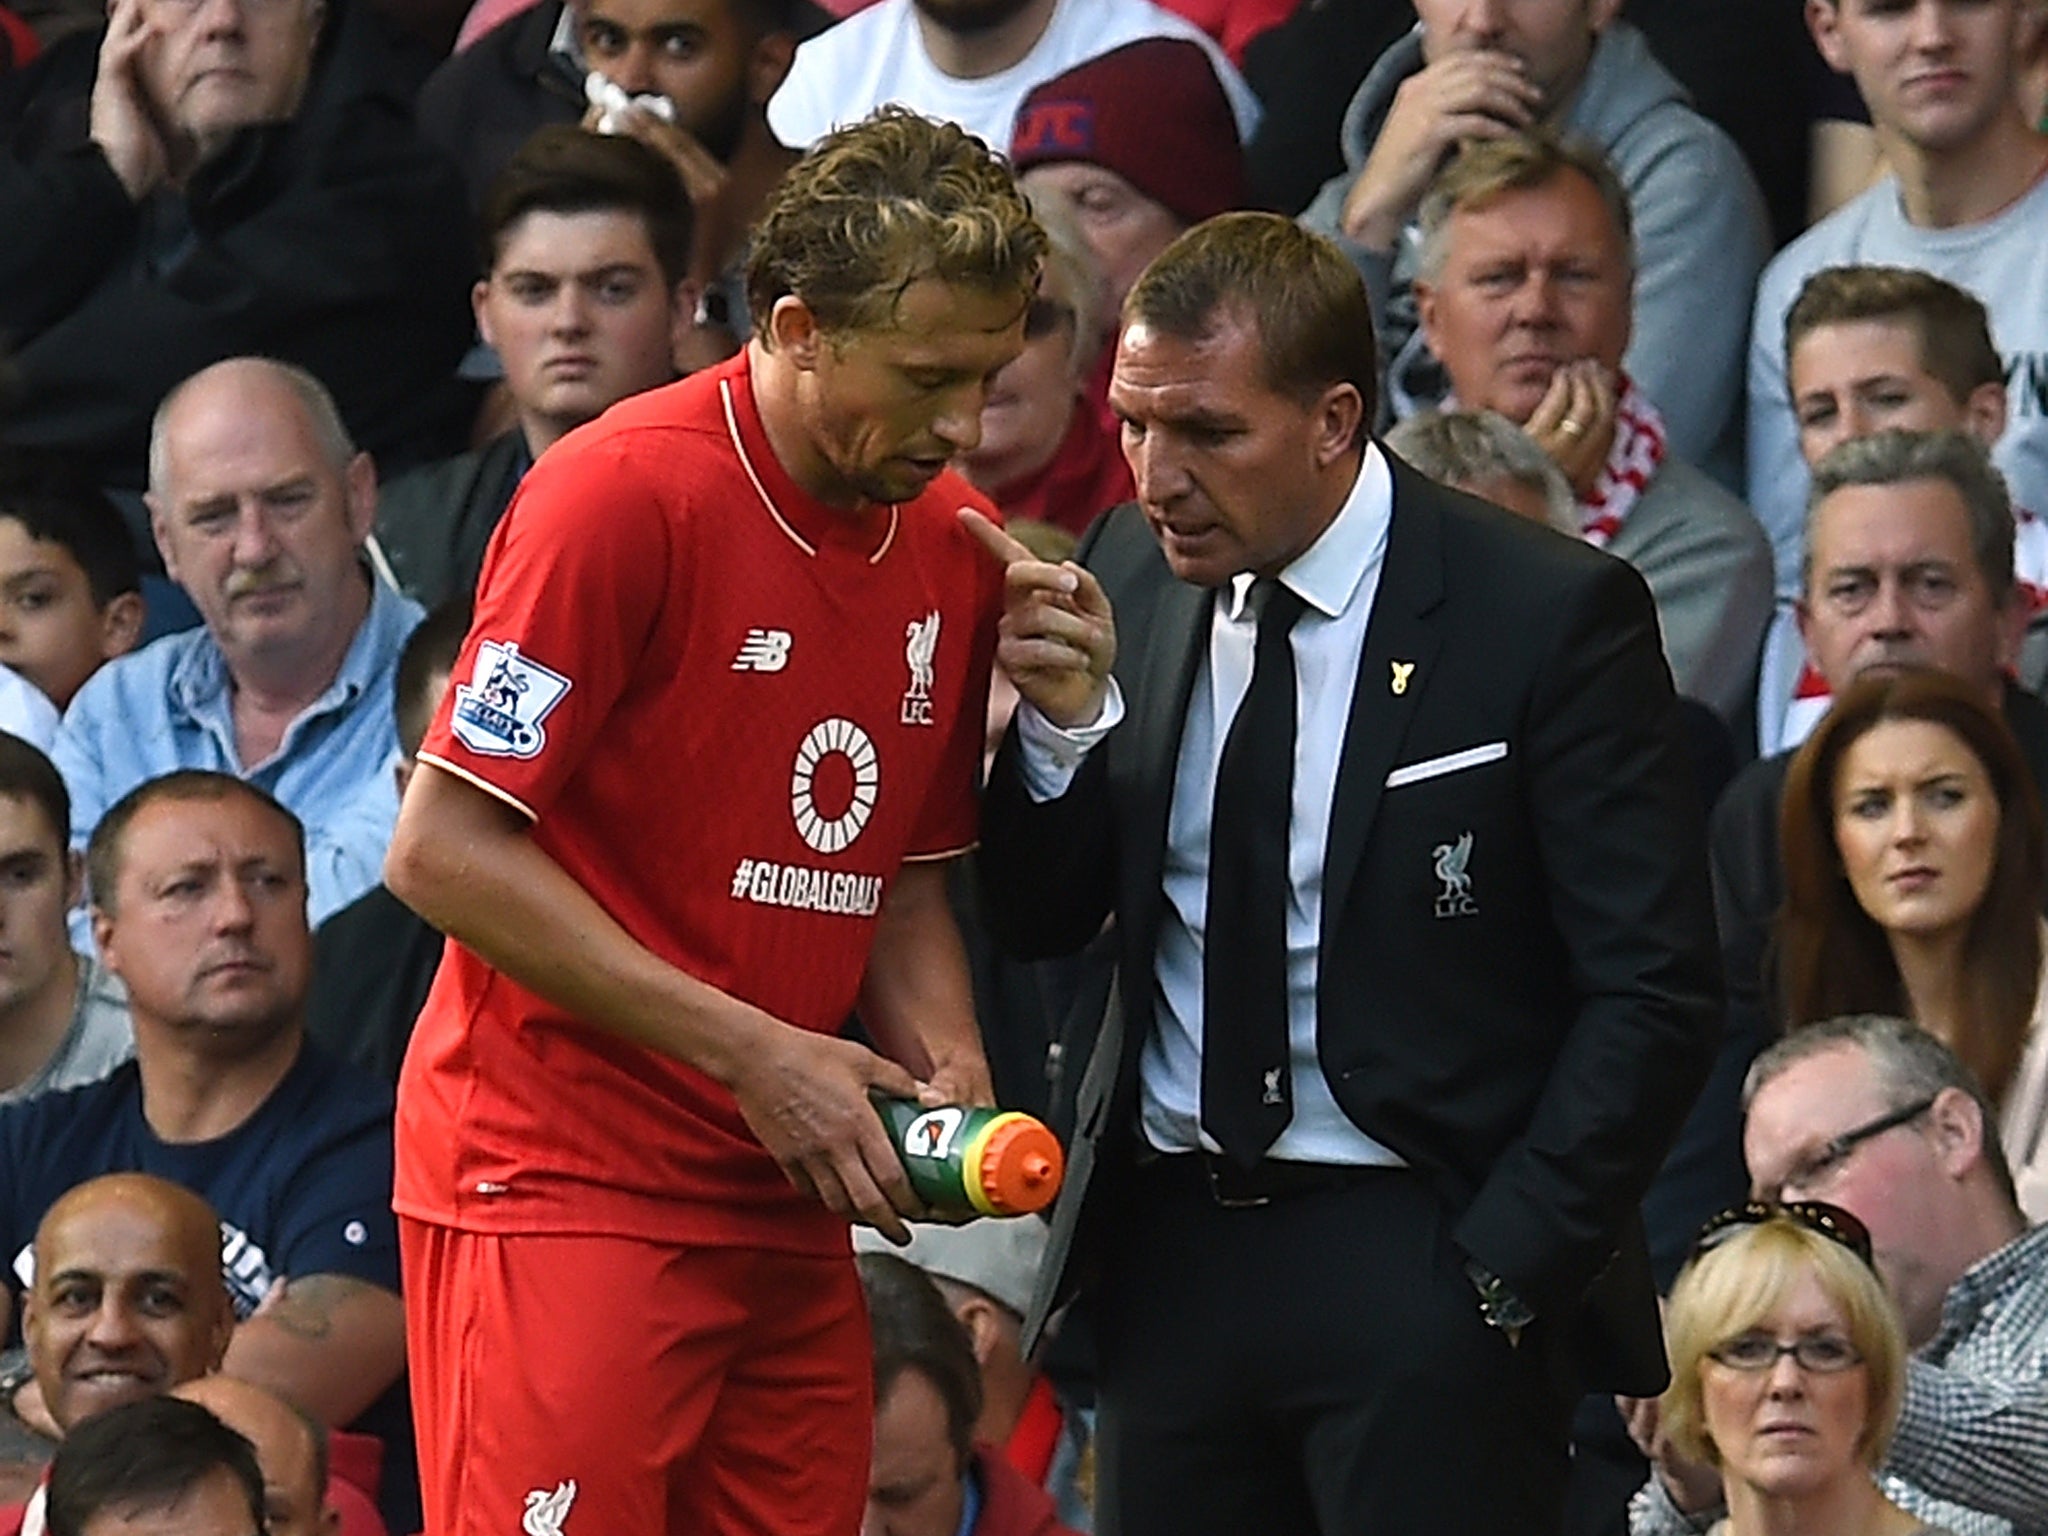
[1659,1203,1956,1536]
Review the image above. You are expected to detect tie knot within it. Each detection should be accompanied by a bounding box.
[1250,577,1307,637]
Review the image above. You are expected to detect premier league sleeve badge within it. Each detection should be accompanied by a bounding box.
[450,639,573,759]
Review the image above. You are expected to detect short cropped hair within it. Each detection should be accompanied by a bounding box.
[1746,1014,2021,1214]
[1384,410,1577,533]
[86,771,304,917]
[1124,211,1378,422]
[0,732,70,851]
[1660,1212,1906,1470]
[1416,129,1636,284]
[149,359,356,495]
[858,1251,983,1470]
[482,125,694,290]
[395,598,472,761]
[1784,265,2003,402]
[1804,428,2016,603]
[0,448,142,607]
[46,1396,266,1536]
[746,106,1045,338]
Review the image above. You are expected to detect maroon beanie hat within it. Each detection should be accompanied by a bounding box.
[1009,37,1247,227]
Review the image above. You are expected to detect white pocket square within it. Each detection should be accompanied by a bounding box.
[1384,741,1509,789]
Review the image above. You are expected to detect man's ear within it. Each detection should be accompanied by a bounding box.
[99,590,145,663]
[208,1283,233,1370]
[747,29,797,107]
[91,904,118,972]
[951,1295,1002,1368]
[668,278,703,361]
[146,494,180,588]
[1588,0,1624,31]
[1926,1085,1989,1181]
[343,451,378,544]
[768,295,825,368]
[472,278,497,350]
[1964,381,2008,448]
[1312,382,1366,468]
[1414,278,1441,359]
[63,848,83,911]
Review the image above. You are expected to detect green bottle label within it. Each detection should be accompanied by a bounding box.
[875,1097,997,1214]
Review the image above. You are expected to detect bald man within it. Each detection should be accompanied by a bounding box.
[16,1175,231,1437]
[172,1378,341,1536]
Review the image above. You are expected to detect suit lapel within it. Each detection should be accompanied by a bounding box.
[1322,462,1446,948]
[1123,569,1209,1049]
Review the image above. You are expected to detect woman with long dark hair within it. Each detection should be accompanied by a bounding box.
[1778,669,2048,1215]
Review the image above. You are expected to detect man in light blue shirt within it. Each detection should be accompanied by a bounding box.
[53,358,423,927]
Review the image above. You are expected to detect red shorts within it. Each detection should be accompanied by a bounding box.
[401,1219,870,1536]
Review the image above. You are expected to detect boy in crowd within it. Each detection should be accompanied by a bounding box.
[0,452,143,713]
[1759,264,2048,752]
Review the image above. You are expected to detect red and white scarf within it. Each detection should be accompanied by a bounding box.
[1576,373,1667,549]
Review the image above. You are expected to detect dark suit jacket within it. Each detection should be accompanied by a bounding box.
[978,460,1723,1396]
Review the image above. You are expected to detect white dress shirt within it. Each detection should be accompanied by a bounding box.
[1018,445,1405,1164]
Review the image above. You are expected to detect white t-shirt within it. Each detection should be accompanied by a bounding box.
[768,0,1259,153]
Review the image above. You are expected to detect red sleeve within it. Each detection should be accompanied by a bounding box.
[418,434,673,820]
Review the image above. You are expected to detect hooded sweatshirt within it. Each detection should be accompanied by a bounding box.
[1300,20,1769,474]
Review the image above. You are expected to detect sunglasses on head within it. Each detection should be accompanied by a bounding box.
[1689,1199,1875,1270]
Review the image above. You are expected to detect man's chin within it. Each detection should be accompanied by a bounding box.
[61,1374,162,1424]
[851,463,948,506]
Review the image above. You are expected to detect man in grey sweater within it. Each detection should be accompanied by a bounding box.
[1410,131,1771,721]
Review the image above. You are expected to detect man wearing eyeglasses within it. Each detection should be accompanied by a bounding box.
[1627,1014,2048,1536]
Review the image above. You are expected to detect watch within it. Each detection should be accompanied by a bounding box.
[1463,1258,1535,1345]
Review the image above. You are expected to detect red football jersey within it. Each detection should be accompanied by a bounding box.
[396,352,1001,1253]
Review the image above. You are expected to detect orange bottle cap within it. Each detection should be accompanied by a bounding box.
[970,1113,1066,1215]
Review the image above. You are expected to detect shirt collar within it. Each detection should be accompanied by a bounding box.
[1225,442,1393,622]
[169,565,410,721]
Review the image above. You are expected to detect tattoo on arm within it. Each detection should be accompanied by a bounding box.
[252,1274,372,1343]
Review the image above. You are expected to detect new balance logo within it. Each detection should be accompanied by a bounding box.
[733,629,792,672]
[523,1481,576,1536]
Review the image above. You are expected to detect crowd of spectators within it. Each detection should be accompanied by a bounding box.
[2,0,2047,1532]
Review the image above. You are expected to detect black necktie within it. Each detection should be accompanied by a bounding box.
[1202,577,1307,1169]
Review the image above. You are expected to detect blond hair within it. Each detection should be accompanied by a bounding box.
[746,106,1045,338]
[1661,1215,1906,1471]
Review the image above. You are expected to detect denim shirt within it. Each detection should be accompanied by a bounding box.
[53,572,424,928]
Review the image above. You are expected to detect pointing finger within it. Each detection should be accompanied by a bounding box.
[958,506,1039,568]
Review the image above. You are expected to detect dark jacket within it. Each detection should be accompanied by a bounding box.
[415,0,582,213]
[0,13,475,488]
[375,428,530,608]
[980,464,1722,1394]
